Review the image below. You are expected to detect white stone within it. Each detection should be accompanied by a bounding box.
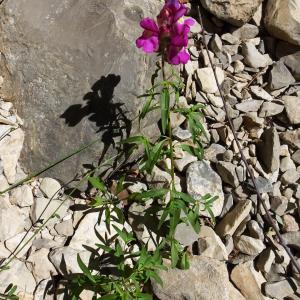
[235,235,266,256]
[30,197,69,226]
[259,102,284,117]
[69,211,131,251]
[196,67,224,94]
[10,185,34,207]
[49,246,91,275]
[231,261,269,300]
[5,231,35,258]
[242,42,271,68]
[250,86,273,101]
[28,248,57,281]
[215,200,252,238]
[207,94,223,108]
[0,260,36,296]
[187,161,224,218]
[0,128,24,183]
[283,96,300,124]
[199,226,228,261]
[174,152,197,172]
[0,206,27,241]
[39,177,62,198]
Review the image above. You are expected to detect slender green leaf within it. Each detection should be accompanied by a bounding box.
[77,254,95,283]
[88,177,106,193]
[147,270,163,286]
[112,225,135,244]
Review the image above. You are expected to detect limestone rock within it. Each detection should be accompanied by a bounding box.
[235,100,263,113]
[242,42,271,68]
[152,256,240,300]
[232,24,259,40]
[0,206,27,241]
[281,52,300,80]
[234,235,266,256]
[0,128,24,183]
[250,86,273,101]
[265,0,300,46]
[69,211,130,251]
[196,67,224,94]
[216,161,239,187]
[0,0,160,183]
[187,161,224,218]
[257,127,280,172]
[259,102,284,117]
[282,231,300,250]
[49,246,91,275]
[247,220,264,240]
[256,248,276,273]
[28,248,57,281]
[280,128,300,149]
[204,143,226,163]
[231,261,268,300]
[10,185,34,207]
[269,61,296,90]
[282,215,299,232]
[5,231,35,258]
[30,197,69,226]
[200,0,263,26]
[281,169,300,185]
[54,219,74,236]
[283,96,300,125]
[0,260,36,297]
[264,279,298,299]
[174,223,199,247]
[215,200,252,238]
[292,150,300,165]
[39,177,62,199]
[198,226,228,261]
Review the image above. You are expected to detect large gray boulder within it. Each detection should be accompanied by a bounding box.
[0,0,159,183]
[199,0,263,26]
[265,0,300,46]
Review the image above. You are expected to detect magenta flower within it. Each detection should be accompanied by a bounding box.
[136,0,195,65]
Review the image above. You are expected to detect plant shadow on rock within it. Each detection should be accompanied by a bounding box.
[60,74,132,174]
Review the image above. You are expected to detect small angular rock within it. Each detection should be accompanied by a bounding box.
[216,161,239,187]
[215,200,252,238]
[269,61,296,90]
[283,96,300,125]
[257,127,280,172]
[187,161,224,217]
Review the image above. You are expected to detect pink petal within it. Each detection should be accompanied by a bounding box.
[140,18,159,33]
[165,0,180,10]
[136,35,159,53]
[185,18,195,27]
[174,7,187,21]
[167,46,190,65]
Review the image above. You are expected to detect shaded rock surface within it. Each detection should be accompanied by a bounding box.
[200,0,263,26]
[265,0,300,46]
[0,0,160,183]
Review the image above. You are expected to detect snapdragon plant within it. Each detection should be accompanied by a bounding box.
[70,0,215,298]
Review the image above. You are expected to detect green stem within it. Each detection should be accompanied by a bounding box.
[161,57,175,192]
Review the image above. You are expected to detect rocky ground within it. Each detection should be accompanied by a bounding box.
[0,0,300,299]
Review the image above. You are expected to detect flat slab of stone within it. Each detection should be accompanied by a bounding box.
[0,0,160,183]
